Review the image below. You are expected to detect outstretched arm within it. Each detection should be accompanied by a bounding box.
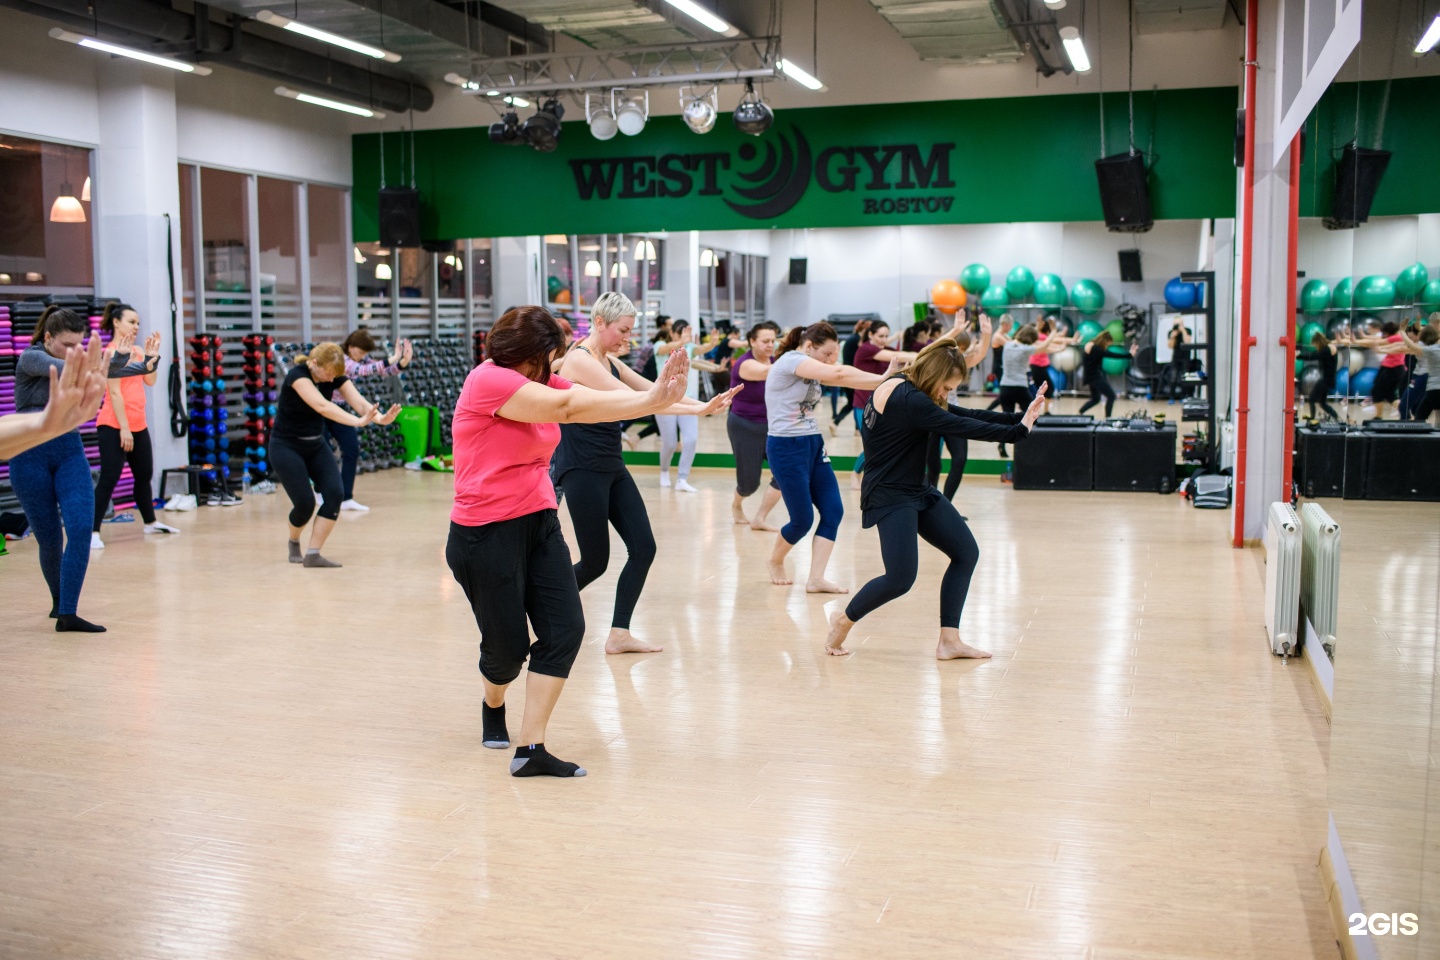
[793,356,894,391]
[291,377,377,427]
[499,349,689,424]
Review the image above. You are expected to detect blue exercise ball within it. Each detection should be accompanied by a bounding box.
[1335,369,1349,395]
[1046,368,1067,391]
[1164,277,1199,310]
[1351,367,1377,396]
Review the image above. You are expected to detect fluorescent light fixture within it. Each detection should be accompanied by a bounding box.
[374,262,392,281]
[661,0,740,37]
[485,92,530,108]
[276,86,385,118]
[50,28,213,74]
[444,73,483,91]
[256,10,400,62]
[778,59,825,91]
[584,259,602,277]
[81,176,91,201]
[1417,15,1440,54]
[1060,26,1091,74]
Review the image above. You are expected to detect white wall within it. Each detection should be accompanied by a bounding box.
[1298,215,1440,284]
[0,8,101,144]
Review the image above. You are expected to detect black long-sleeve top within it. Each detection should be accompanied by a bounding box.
[860,377,1029,526]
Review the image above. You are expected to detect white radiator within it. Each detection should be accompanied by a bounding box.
[1263,502,1302,657]
[1300,502,1341,658]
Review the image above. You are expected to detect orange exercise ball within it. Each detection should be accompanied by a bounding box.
[931,278,967,314]
[554,289,573,305]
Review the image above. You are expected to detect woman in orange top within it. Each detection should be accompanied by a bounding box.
[91,302,178,548]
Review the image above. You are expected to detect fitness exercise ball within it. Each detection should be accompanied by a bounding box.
[1332,277,1355,310]
[1006,266,1035,302]
[931,279,968,314]
[960,263,990,295]
[1047,368,1067,391]
[980,285,1010,317]
[1347,349,1366,376]
[1355,314,1383,336]
[1295,358,1305,378]
[1326,317,1351,339]
[547,275,564,299]
[1164,277,1198,311]
[1297,321,1325,348]
[1070,279,1105,315]
[1351,367,1377,397]
[1299,364,1322,395]
[1354,275,1396,309]
[1103,319,1125,342]
[1075,320,1103,344]
[554,289,572,305]
[1420,278,1440,312]
[1043,312,1071,334]
[1052,346,1082,373]
[1032,273,1067,308]
[1336,369,1350,395]
[1299,279,1332,315]
[1102,355,1131,376]
[1396,262,1429,300]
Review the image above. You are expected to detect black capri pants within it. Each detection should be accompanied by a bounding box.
[727,411,780,497]
[93,425,156,530]
[446,511,585,685]
[270,434,343,527]
[845,495,980,629]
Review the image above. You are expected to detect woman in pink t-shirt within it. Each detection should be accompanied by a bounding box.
[447,306,687,779]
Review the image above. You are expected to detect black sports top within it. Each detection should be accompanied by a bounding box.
[554,347,627,479]
[273,363,349,441]
[1081,343,1131,379]
[860,377,1029,526]
[1315,346,1338,385]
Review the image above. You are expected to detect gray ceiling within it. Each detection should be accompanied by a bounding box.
[865,0,1022,64]
[483,0,718,47]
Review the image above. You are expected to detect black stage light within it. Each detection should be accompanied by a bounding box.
[732,79,773,136]
[522,98,565,152]
[489,110,523,146]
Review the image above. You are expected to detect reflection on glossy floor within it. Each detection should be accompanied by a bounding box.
[0,470,1336,959]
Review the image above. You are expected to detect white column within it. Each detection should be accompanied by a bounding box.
[93,61,185,474]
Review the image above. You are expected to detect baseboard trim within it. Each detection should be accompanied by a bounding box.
[1302,615,1334,720]
[1319,813,1376,960]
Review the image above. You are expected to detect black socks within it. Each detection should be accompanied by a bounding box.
[56,614,106,633]
[509,743,586,778]
[481,702,510,749]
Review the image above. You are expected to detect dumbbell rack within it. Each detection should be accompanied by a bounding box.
[472,329,487,368]
[240,334,276,485]
[273,343,406,475]
[399,338,471,451]
[0,304,14,513]
[187,335,230,493]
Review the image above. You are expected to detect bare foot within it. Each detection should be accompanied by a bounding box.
[806,579,849,594]
[768,560,793,585]
[825,609,855,656]
[750,517,779,532]
[604,628,663,655]
[936,637,992,660]
[733,503,750,525]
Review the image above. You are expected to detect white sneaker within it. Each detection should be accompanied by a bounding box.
[90,532,104,550]
[144,522,181,535]
[340,499,370,512]
[659,472,671,488]
[675,479,698,493]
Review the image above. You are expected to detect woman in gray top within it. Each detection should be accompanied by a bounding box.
[993,325,1069,457]
[1405,327,1440,422]
[764,322,895,592]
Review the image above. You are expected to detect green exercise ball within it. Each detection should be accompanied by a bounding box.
[1071,278,1105,315]
[1102,355,1131,376]
[1103,319,1124,342]
[1297,321,1325,349]
[1076,319,1103,344]
[1033,273,1066,308]
[1295,358,1305,377]
[1421,278,1440,312]
[1005,266,1035,302]
[1397,262,1430,300]
[960,263,990,295]
[980,285,1010,317]
[546,275,564,298]
[1299,279,1331,315]
[1354,275,1396,309]
[1332,277,1355,310]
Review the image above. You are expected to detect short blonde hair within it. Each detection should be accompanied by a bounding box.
[298,342,346,378]
[592,291,637,326]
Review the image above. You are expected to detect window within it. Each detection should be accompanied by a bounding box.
[257,176,300,339]
[307,184,350,342]
[0,134,94,292]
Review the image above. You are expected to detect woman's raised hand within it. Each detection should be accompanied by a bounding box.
[1021,383,1048,430]
[649,346,689,408]
[697,385,742,416]
[41,338,108,436]
[110,329,136,356]
[373,404,402,425]
[143,331,163,357]
[355,405,379,426]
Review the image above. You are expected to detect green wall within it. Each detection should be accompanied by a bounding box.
[1299,76,1440,219]
[352,86,1241,241]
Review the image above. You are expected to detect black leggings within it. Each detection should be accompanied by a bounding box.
[845,496,980,629]
[1415,390,1440,422]
[323,421,360,500]
[997,386,1032,415]
[1307,379,1339,420]
[1079,379,1117,418]
[270,434,343,527]
[926,434,968,501]
[93,425,156,530]
[446,512,584,685]
[561,468,656,630]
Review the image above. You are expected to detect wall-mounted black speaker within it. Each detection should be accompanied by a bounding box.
[789,258,807,284]
[1324,143,1391,230]
[378,187,422,248]
[422,238,456,254]
[1118,249,1143,283]
[1094,152,1153,233]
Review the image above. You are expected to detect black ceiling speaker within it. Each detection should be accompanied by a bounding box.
[1094,152,1154,233]
[489,110,523,146]
[788,258,807,284]
[378,186,421,248]
[1118,249,1142,282]
[1324,142,1391,230]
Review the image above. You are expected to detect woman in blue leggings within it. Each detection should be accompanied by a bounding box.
[11,306,155,632]
[764,322,892,592]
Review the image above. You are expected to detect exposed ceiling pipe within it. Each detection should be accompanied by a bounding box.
[0,0,433,112]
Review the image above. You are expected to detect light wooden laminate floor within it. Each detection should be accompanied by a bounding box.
[0,468,1336,959]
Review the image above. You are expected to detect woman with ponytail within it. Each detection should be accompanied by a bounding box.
[270,342,400,568]
[91,303,178,548]
[764,322,897,592]
[11,305,155,632]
